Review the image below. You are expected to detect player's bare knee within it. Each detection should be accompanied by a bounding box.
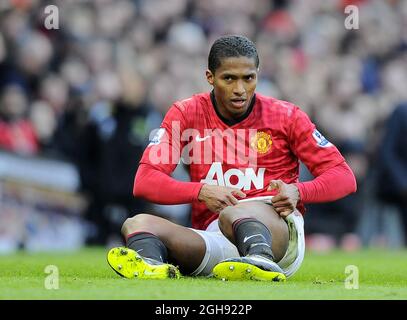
[218,206,237,232]
[218,205,252,239]
[218,206,231,225]
[121,213,155,236]
[217,210,230,236]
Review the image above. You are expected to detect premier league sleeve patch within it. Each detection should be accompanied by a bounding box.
[148,128,166,146]
[312,129,333,148]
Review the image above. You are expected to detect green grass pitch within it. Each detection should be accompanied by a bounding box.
[1,247,406,300]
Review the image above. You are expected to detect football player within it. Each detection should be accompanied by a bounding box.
[107,35,356,281]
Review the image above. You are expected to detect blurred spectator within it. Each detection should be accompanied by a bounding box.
[0,84,38,155]
[38,74,69,116]
[375,102,407,246]
[77,71,162,245]
[29,100,56,150]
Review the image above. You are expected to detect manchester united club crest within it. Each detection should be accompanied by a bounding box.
[250,131,272,154]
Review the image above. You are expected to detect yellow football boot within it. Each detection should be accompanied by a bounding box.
[212,255,286,282]
[107,246,181,279]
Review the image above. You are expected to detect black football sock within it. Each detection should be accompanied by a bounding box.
[126,232,168,263]
[232,218,275,261]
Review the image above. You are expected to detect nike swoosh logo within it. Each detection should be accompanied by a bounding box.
[243,234,265,243]
[195,134,211,142]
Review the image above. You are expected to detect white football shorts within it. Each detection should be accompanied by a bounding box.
[190,196,305,278]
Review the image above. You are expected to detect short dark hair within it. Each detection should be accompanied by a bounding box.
[208,35,259,73]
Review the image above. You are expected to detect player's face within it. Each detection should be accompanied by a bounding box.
[206,56,258,120]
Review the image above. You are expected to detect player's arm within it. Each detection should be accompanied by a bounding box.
[133,163,203,204]
[294,161,356,203]
[271,106,357,217]
[269,162,355,217]
[289,107,357,201]
[135,155,246,210]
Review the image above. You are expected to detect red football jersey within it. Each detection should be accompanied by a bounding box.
[140,92,345,230]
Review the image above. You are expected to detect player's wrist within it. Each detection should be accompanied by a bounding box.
[197,184,208,202]
[292,183,302,202]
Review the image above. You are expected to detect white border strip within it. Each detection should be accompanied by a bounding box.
[238,195,274,204]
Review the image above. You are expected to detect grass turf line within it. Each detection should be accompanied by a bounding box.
[1,247,406,300]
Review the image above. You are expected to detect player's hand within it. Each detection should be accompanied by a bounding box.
[198,184,246,213]
[268,180,300,218]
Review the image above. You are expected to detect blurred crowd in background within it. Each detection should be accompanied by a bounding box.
[0,0,406,251]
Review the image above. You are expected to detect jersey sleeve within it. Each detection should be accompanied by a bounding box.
[288,107,345,177]
[294,161,357,203]
[139,103,187,174]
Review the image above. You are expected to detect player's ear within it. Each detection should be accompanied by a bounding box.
[206,70,214,86]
